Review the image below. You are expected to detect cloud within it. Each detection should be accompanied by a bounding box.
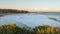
[0,5,60,12]
[25,8,60,12]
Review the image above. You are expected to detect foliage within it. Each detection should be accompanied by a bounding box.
[0,24,35,34]
[0,24,59,34]
[34,25,59,34]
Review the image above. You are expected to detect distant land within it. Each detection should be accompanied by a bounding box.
[0,9,60,17]
[0,9,29,13]
[0,9,29,16]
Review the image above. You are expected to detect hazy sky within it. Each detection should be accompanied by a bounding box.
[0,0,60,11]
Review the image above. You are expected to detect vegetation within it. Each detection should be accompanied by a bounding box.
[0,24,35,34]
[34,25,59,34]
[0,9,29,13]
[0,24,59,34]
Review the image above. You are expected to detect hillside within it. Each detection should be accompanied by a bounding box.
[0,9,29,13]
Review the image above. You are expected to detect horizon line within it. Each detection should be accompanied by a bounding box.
[0,8,60,12]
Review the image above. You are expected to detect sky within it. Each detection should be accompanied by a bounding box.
[0,0,60,12]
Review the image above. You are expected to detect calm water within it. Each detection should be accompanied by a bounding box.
[0,13,60,28]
